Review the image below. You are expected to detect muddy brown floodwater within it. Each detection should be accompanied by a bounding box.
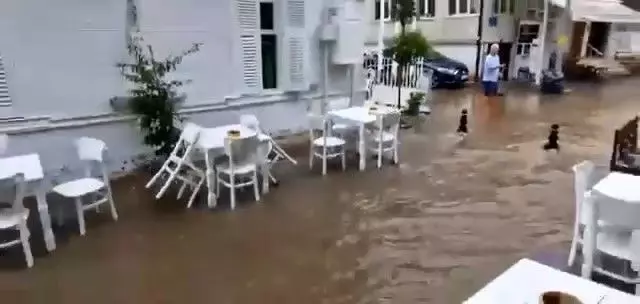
[2,78,640,303]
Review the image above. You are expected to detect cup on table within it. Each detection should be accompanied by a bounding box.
[539,291,583,304]
[226,129,241,140]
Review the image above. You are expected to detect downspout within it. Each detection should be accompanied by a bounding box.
[377,0,385,81]
[474,0,486,82]
[322,42,329,114]
[536,0,549,86]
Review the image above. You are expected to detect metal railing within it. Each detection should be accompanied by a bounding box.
[362,54,426,89]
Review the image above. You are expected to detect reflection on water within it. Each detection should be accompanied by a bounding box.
[1,78,640,303]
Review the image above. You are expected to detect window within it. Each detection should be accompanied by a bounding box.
[417,0,435,18]
[374,0,391,21]
[259,1,277,89]
[492,0,515,14]
[449,0,478,15]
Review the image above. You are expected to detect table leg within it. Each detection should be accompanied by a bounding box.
[359,124,366,171]
[261,164,270,194]
[204,151,217,208]
[36,187,56,251]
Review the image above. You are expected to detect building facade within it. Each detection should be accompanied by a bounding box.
[0,0,365,174]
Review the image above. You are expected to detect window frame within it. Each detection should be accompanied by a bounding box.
[448,0,479,16]
[259,0,278,90]
[374,0,391,22]
[492,0,515,15]
[417,0,436,19]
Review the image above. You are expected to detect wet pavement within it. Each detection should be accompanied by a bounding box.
[2,78,640,303]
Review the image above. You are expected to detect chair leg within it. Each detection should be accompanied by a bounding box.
[636,284,640,296]
[106,189,119,221]
[156,173,176,199]
[74,197,86,236]
[393,140,399,164]
[567,225,580,267]
[253,171,260,202]
[377,143,383,169]
[341,148,346,171]
[309,145,314,170]
[322,155,327,176]
[187,177,204,209]
[230,175,237,210]
[177,180,188,199]
[18,221,33,268]
[145,167,164,188]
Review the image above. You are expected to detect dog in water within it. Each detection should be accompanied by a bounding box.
[457,109,468,137]
[543,124,560,152]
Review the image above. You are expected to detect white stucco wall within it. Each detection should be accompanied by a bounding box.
[0,0,360,176]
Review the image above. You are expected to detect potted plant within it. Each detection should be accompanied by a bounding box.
[114,36,201,158]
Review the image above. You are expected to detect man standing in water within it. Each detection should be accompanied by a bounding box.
[482,44,502,97]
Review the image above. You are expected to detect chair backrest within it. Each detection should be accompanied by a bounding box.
[76,137,107,162]
[327,97,350,111]
[573,160,595,224]
[168,122,201,161]
[307,113,327,137]
[0,133,8,155]
[240,114,261,132]
[224,134,260,167]
[377,111,402,131]
[0,173,26,214]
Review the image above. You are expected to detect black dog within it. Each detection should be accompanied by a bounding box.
[543,124,560,151]
[457,109,468,135]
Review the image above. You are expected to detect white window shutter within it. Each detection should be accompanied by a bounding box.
[0,56,11,106]
[281,0,309,91]
[236,0,262,94]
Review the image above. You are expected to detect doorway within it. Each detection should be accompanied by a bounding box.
[486,42,512,79]
[588,22,610,55]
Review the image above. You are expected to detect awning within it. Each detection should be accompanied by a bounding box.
[549,0,640,23]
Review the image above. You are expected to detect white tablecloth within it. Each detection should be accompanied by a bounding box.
[465,258,640,303]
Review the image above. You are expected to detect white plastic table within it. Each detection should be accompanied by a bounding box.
[593,172,640,203]
[327,106,398,171]
[0,154,56,251]
[464,258,640,303]
[195,124,270,208]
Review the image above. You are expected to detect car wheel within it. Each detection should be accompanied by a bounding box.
[431,75,439,88]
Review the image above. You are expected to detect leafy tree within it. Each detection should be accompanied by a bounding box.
[115,37,201,156]
[385,0,431,109]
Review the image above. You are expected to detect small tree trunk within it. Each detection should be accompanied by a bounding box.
[396,64,403,109]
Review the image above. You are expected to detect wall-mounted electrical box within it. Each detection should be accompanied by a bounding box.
[319,0,365,65]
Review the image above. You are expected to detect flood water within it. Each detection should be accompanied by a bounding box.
[2,78,640,303]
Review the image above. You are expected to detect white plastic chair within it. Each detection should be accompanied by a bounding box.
[51,137,118,236]
[366,111,401,168]
[326,97,357,137]
[240,114,278,185]
[0,173,33,268]
[581,193,640,295]
[146,122,205,208]
[0,133,8,155]
[308,113,346,175]
[567,161,610,266]
[215,134,261,210]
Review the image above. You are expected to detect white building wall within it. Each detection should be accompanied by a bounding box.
[0,0,359,175]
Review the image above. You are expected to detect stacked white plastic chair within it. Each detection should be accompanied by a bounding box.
[308,113,346,175]
[215,134,261,210]
[51,137,118,236]
[567,160,609,266]
[0,173,32,268]
[146,122,205,208]
[366,111,401,168]
[581,191,640,295]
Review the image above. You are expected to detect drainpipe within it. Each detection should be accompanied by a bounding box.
[376,0,384,80]
[474,0,486,82]
[535,0,549,86]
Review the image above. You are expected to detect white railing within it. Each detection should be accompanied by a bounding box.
[362,54,426,89]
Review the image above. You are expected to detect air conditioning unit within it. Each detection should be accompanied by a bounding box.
[319,0,365,65]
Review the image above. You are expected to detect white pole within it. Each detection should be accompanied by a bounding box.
[322,43,329,114]
[536,0,549,86]
[376,0,385,81]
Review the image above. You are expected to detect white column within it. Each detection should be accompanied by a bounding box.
[535,0,549,86]
[376,0,385,80]
[580,21,592,58]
